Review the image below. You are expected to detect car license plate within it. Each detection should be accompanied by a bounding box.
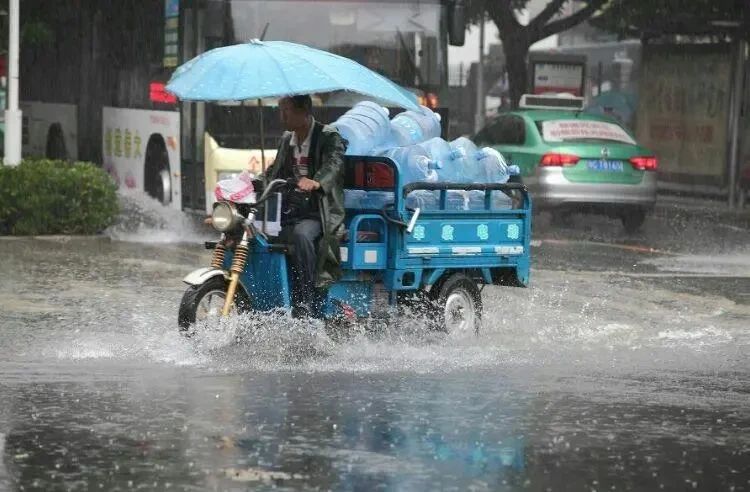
[587,160,624,172]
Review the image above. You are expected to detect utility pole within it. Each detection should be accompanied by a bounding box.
[474,13,485,134]
[4,0,22,166]
[727,37,747,209]
[724,0,748,208]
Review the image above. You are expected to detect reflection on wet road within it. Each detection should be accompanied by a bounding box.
[0,197,748,490]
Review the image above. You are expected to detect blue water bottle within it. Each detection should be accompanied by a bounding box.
[420,137,463,182]
[333,102,391,155]
[382,145,439,185]
[389,106,442,147]
[361,191,395,210]
[450,137,481,183]
[475,147,511,184]
[406,190,439,210]
[344,189,367,209]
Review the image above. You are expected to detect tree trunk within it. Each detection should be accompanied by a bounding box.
[503,38,530,109]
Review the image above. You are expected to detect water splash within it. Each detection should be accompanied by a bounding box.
[172,306,482,373]
[106,190,213,244]
[2,231,746,378]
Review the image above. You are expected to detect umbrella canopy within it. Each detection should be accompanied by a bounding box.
[166,39,419,110]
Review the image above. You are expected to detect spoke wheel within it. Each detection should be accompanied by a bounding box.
[178,276,249,335]
[195,288,227,322]
[444,290,476,333]
[430,273,482,335]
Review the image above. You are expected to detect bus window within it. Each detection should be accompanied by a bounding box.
[215,0,445,90]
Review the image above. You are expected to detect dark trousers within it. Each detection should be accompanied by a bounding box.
[278,219,322,308]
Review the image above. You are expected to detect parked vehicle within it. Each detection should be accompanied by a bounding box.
[475,94,657,232]
[178,156,532,336]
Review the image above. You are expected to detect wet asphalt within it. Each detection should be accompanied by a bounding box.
[0,200,748,491]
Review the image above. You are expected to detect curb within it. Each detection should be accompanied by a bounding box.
[0,234,112,242]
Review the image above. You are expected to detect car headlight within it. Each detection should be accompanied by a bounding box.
[211,202,238,232]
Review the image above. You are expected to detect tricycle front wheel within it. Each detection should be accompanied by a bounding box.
[177,276,250,334]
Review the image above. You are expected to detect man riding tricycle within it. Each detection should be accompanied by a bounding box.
[167,40,531,336]
[178,152,531,335]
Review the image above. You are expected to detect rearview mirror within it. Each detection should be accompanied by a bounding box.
[448,0,466,46]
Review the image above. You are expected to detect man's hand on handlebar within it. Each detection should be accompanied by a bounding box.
[296,177,321,192]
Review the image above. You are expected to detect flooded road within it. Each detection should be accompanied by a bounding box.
[1,196,749,491]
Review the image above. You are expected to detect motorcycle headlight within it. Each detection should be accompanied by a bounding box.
[212,202,238,232]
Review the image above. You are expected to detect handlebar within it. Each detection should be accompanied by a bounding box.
[251,178,290,207]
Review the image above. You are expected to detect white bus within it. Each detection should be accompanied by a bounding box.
[19,0,465,213]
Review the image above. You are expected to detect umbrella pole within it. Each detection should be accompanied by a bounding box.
[258,98,266,174]
[258,98,267,235]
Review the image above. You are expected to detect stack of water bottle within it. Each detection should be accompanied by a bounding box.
[335,101,520,211]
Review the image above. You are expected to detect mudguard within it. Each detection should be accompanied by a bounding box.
[182,267,227,286]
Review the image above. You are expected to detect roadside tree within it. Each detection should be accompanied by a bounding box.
[467,0,608,107]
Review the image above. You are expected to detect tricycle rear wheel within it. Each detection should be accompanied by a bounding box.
[430,273,482,335]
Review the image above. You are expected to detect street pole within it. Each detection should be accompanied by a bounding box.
[727,38,747,209]
[4,0,22,166]
[474,13,485,134]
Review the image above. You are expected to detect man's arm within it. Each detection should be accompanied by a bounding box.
[259,133,291,182]
[311,131,346,194]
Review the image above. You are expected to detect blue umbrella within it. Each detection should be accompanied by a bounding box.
[166,39,419,110]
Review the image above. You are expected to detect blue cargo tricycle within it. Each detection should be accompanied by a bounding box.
[178,156,531,335]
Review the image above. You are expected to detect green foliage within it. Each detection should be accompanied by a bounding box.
[464,0,610,107]
[0,159,119,235]
[0,19,54,55]
[20,20,54,48]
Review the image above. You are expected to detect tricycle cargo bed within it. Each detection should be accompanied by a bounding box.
[340,157,532,292]
[398,182,529,263]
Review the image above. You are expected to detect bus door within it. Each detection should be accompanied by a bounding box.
[179,1,207,212]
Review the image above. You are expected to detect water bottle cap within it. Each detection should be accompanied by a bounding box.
[415,155,432,166]
[427,159,441,170]
[451,148,466,159]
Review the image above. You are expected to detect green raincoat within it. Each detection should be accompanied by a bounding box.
[262,121,347,287]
